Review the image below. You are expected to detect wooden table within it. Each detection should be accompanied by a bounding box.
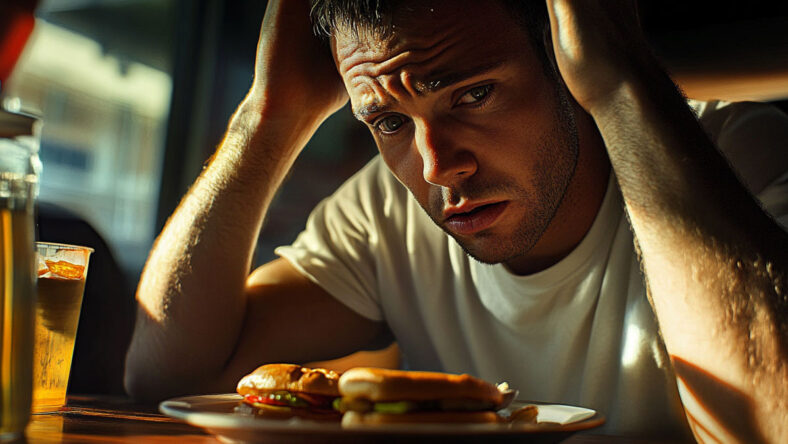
[25,396,214,443]
[22,395,682,443]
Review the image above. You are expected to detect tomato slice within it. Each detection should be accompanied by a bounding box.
[244,395,289,407]
[243,392,337,410]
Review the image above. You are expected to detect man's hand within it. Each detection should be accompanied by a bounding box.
[544,0,650,112]
[248,0,347,122]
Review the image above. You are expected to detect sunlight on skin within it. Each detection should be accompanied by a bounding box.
[671,355,774,443]
[550,1,582,66]
[676,377,736,444]
[360,91,376,110]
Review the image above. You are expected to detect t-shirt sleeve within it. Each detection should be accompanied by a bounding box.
[696,100,788,229]
[275,157,387,321]
[758,172,788,230]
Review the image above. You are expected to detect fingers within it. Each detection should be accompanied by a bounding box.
[250,0,347,122]
[543,0,651,111]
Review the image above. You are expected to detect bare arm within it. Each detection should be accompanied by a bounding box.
[546,1,788,442]
[124,0,383,400]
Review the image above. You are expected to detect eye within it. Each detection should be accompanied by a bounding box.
[456,84,493,106]
[374,115,407,134]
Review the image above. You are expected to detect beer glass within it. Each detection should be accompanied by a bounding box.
[32,242,92,413]
[0,109,39,440]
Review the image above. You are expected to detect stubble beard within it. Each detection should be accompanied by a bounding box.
[423,92,579,266]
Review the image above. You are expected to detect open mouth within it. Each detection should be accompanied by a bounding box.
[445,201,508,236]
[464,204,494,215]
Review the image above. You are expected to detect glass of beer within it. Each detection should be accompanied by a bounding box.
[31,242,92,414]
[0,109,39,440]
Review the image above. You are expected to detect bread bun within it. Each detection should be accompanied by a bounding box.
[341,410,502,426]
[237,363,341,397]
[339,367,503,405]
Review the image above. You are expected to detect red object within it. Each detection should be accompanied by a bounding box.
[243,395,290,408]
[243,393,336,409]
[0,0,38,86]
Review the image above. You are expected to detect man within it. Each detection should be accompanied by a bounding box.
[124,0,788,441]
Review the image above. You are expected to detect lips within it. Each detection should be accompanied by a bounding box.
[444,201,508,236]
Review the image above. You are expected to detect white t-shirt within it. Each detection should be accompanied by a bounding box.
[276,101,788,438]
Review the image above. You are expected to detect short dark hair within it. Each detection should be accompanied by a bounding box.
[310,0,555,79]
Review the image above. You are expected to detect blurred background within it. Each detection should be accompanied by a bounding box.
[1,0,787,395]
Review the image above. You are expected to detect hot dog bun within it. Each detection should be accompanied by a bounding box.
[341,410,502,426]
[338,367,503,405]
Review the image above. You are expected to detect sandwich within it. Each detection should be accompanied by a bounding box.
[336,367,507,425]
[235,363,341,420]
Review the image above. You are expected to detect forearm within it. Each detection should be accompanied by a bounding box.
[592,64,788,441]
[125,97,323,399]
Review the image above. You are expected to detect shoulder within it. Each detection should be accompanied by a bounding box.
[331,156,403,205]
[327,155,411,227]
[314,155,443,250]
[691,100,788,194]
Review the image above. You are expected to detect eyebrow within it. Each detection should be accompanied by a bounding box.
[353,60,505,121]
[419,60,505,94]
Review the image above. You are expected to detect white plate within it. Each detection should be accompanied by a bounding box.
[160,394,604,444]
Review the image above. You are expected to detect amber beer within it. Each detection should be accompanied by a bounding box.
[32,243,91,413]
[0,108,39,440]
[0,202,35,439]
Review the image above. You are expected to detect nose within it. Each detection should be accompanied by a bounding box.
[415,121,477,187]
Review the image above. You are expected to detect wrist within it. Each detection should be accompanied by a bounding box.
[226,93,326,164]
[245,82,344,130]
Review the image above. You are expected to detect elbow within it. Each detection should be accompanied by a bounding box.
[123,338,226,402]
[124,349,170,402]
[123,368,155,402]
[123,306,187,401]
[123,333,185,402]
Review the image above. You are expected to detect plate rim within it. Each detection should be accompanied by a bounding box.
[159,393,606,436]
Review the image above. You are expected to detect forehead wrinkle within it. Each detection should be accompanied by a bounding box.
[344,48,458,119]
[399,70,422,98]
[348,74,392,120]
[345,53,427,121]
[339,30,455,85]
[353,71,419,120]
[338,23,495,120]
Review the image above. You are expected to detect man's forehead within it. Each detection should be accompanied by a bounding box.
[349,59,507,121]
[329,0,534,117]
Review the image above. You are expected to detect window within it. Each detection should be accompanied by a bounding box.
[5,4,173,277]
